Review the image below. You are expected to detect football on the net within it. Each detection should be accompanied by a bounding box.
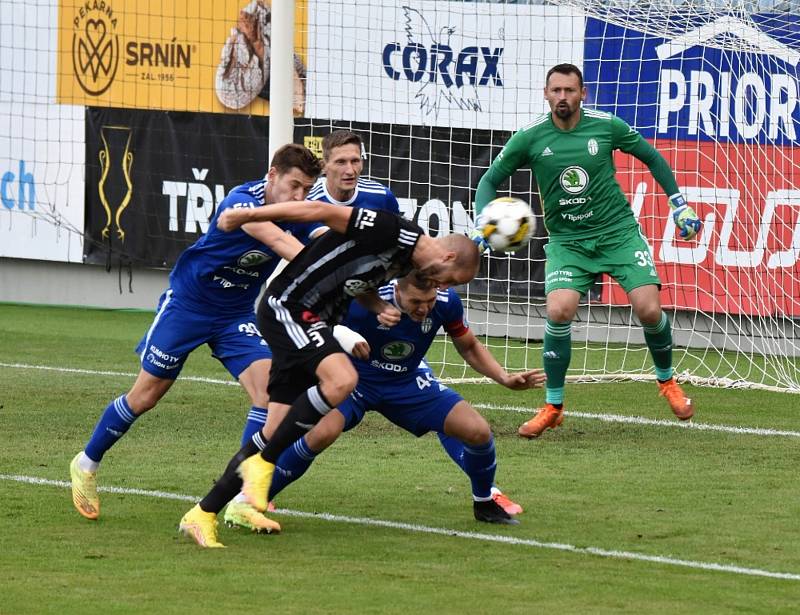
[477,197,536,253]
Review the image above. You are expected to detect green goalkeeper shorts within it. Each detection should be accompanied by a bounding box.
[544,228,661,295]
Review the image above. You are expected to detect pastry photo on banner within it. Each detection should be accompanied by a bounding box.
[215,0,307,114]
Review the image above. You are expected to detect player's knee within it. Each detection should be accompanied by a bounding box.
[459,417,492,446]
[637,306,663,326]
[305,421,342,451]
[546,305,574,323]
[126,391,159,414]
[320,372,358,406]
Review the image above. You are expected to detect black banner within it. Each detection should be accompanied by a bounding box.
[84,108,270,268]
[84,109,546,298]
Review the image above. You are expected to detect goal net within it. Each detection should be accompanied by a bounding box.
[301,0,800,393]
[2,0,798,393]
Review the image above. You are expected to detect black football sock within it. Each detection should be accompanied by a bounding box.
[261,385,333,464]
[199,439,260,514]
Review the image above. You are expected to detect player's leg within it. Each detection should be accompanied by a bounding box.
[436,433,523,515]
[70,369,173,520]
[628,285,693,419]
[377,373,517,524]
[519,240,597,438]
[180,399,292,546]
[220,356,279,532]
[268,408,351,502]
[614,231,693,420]
[240,350,357,511]
[518,287,580,438]
[237,358,271,444]
[441,402,518,525]
[211,315,274,445]
[71,292,203,520]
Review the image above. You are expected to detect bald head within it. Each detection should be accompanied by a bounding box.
[412,233,480,288]
[436,234,480,280]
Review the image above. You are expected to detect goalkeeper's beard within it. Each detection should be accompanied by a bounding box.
[554,103,577,121]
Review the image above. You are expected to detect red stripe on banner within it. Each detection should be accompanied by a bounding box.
[605,141,800,317]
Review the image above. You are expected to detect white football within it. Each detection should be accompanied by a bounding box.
[477,197,536,253]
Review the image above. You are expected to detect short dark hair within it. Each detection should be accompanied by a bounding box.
[270,143,322,178]
[321,130,363,161]
[397,269,437,292]
[546,63,584,89]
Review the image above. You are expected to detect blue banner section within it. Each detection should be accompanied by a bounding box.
[583,14,800,146]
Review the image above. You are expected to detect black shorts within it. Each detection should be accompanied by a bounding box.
[257,295,344,405]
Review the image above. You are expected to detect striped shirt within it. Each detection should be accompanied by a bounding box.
[264,208,422,324]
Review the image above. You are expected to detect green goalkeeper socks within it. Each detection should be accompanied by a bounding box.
[543,319,572,405]
[643,311,674,381]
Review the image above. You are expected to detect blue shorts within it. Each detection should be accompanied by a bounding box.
[135,290,272,380]
[338,369,463,437]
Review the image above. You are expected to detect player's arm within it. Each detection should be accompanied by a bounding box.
[355,290,401,327]
[218,200,354,233]
[474,128,533,215]
[613,116,701,239]
[241,221,305,260]
[451,329,545,390]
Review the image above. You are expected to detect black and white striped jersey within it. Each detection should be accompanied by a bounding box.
[264,207,422,324]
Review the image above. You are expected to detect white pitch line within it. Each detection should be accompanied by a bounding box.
[2,473,799,582]
[3,361,799,438]
[0,362,239,387]
[475,404,800,438]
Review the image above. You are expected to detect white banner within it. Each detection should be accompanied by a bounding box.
[306,0,585,131]
[0,0,85,263]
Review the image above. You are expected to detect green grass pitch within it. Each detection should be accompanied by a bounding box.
[1,304,798,614]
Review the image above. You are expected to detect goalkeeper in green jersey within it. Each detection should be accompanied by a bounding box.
[474,63,701,438]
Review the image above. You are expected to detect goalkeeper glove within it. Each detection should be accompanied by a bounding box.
[469,214,491,253]
[668,194,701,240]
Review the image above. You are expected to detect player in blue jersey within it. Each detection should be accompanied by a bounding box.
[179,200,480,547]
[261,270,546,524]
[307,129,400,215]
[69,144,323,526]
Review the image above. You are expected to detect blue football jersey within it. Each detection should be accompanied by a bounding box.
[307,176,400,214]
[342,282,469,382]
[168,179,321,313]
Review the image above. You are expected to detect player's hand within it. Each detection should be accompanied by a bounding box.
[350,341,370,361]
[668,194,702,240]
[376,305,401,327]
[501,369,546,390]
[469,215,491,253]
[217,208,245,232]
[333,325,370,358]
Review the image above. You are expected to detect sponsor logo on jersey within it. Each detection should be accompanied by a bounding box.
[344,279,371,296]
[558,196,591,207]
[238,250,270,268]
[370,360,409,373]
[212,275,249,290]
[301,311,320,323]
[541,146,554,157]
[561,210,594,222]
[587,139,599,155]
[381,341,415,360]
[146,344,180,371]
[559,166,588,194]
